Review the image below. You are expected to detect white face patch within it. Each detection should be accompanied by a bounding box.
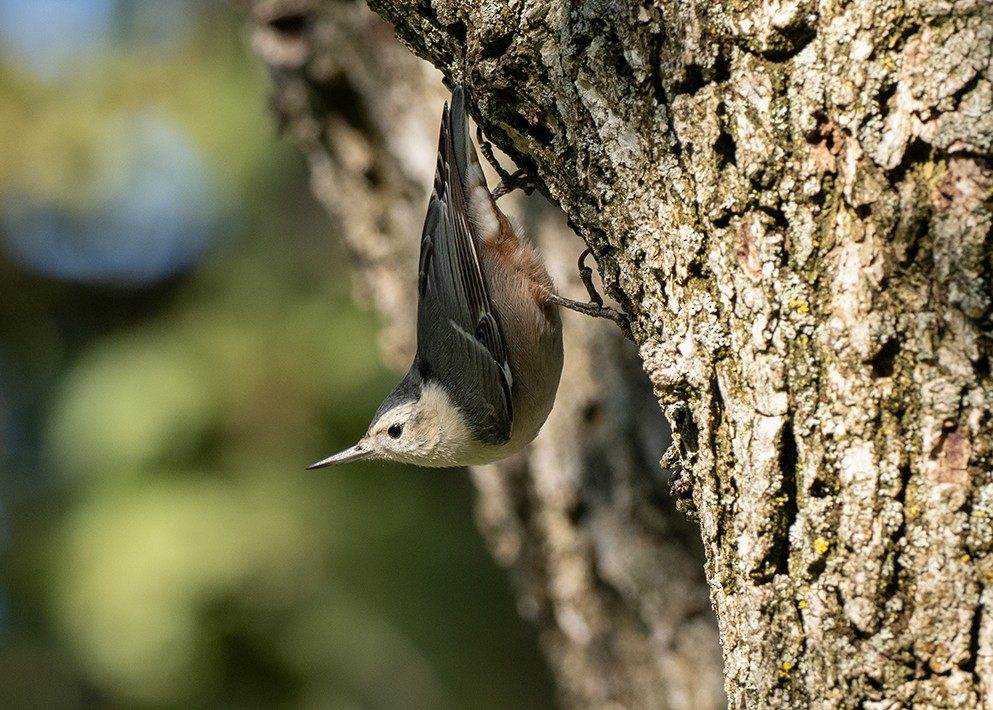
[364,383,483,467]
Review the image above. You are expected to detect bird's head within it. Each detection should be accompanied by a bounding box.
[307,381,475,468]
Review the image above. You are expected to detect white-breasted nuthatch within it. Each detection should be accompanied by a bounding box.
[307,85,564,468]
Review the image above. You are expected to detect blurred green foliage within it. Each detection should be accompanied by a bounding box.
[0,3,553,708]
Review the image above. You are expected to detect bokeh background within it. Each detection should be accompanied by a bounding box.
[0,1,555,707]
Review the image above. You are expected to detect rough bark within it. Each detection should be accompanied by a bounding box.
[248,0,993,707]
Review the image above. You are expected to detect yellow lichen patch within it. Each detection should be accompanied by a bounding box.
[779,661,793,680]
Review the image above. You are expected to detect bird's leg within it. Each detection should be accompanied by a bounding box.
[576,247,603,306]
[491,169,534,200]
[476,125,535,199]
[548,249,633,340]
[548,292,633,339]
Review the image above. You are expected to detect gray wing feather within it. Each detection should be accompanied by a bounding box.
[415,86,513,444]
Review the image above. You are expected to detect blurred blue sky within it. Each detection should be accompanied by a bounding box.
[0,0,190,80]
[2,112,219,284]
[0,0,118,81]
[0,0,220,285]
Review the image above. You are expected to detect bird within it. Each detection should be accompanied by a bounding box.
[307,84,564,468]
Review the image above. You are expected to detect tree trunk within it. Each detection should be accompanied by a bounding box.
[247,0,993,707]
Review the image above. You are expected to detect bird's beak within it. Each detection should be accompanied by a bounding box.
[306,440,373,469]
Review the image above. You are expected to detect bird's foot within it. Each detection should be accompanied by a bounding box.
[549,248,633,340]
[476,125,535,200]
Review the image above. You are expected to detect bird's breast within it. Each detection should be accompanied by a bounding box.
[482,234,564,455]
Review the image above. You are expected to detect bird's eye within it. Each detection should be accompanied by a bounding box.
[387,423,404,439]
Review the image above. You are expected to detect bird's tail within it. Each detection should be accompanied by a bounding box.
[448,85,491,202]
[447,84,507,247]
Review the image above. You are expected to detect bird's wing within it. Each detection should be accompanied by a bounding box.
[415,85,513,445]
